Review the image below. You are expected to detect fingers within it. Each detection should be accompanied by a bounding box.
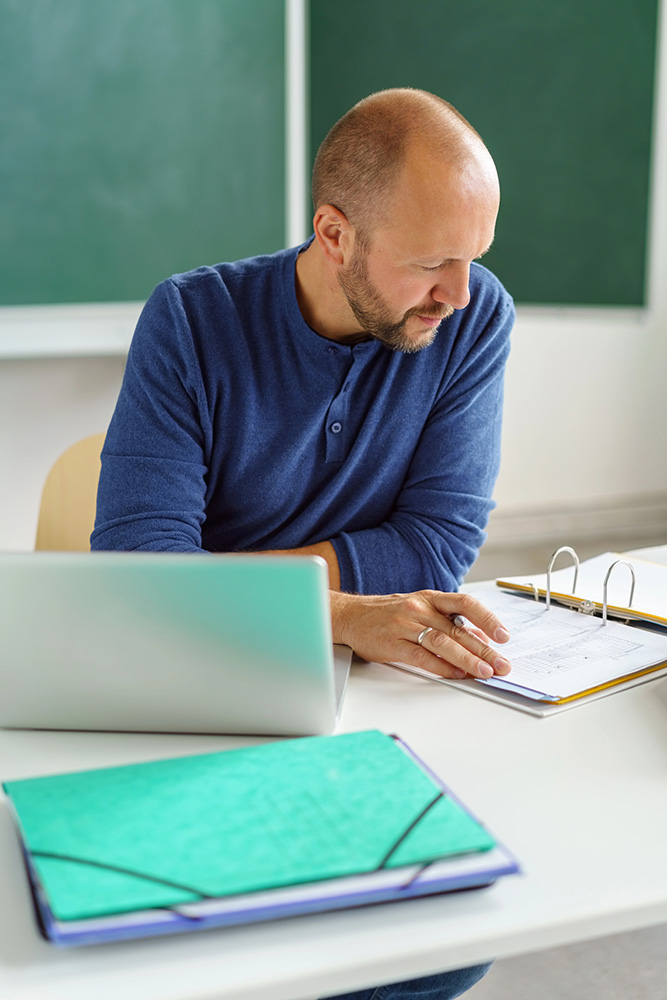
[415,615,511,680]
[431,592,510,645]
[460,625,491,644]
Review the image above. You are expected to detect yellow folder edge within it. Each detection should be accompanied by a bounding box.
[548,662,667,705]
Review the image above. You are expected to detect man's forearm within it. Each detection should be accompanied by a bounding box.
[247,543,512,684]
[258,540,341,591]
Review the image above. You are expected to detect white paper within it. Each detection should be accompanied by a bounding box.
[470,589,667,700]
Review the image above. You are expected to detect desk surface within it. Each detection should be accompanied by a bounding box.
[1,575,666,999]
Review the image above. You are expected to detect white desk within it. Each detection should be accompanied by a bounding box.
[1,597,666,998]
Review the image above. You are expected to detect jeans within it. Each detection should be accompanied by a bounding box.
[323,961,493,999]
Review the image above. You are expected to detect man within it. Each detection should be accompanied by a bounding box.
[93,88,513,999]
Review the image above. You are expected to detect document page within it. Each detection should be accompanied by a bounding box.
[473,589,667,700]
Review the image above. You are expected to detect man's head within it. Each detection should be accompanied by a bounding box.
[310,89,500,352]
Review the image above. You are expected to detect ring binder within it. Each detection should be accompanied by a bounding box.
[526,548,638,623]
[497,548,667,630]
[425,547,667,715]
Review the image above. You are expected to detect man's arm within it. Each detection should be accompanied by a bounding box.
[260,543,511,682]
[261,281,513,599]
[92,280,211,553]
[260,541,340,590]
[328,290,514,595]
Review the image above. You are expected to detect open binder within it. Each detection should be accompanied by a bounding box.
[496,548,667,630]
[2,730,519,947]
[389,547,667,717]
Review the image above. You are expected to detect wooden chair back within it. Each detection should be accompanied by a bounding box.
[35,433,106,551]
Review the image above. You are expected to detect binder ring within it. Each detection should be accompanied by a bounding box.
[545,546,580,611]
[602,560,636,625]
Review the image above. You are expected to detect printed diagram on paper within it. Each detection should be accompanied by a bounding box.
[471,590,667,699]
[493,607,642,677]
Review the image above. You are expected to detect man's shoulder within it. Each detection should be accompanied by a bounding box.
[454,262,515,344]
[469,261,514,314]
[165,244,299,298]
[429,263,513,364]
[134,244,305,358]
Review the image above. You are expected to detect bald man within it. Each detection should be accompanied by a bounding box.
[93,88,515,690]
[93,85,512,1000]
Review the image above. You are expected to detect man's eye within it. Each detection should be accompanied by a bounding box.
[420,264,442,272]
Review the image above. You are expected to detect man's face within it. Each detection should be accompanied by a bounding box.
[337,242,455,353]
[337,147,499,353]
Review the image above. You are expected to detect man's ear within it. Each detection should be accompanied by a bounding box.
[312,204,354,267]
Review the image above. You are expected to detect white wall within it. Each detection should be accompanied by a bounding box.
[498,308,667,507]
[0,357,126,550]
[1,1,665,552]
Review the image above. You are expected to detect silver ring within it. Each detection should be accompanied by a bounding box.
[417,626,433,646]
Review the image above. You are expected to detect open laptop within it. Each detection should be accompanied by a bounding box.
[0,552,352,736]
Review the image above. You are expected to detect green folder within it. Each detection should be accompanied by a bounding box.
[3,730,495,923]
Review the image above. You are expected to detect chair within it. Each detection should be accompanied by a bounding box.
[35,433,106,551]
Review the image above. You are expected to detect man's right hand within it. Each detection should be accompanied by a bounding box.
[329,589,511,680]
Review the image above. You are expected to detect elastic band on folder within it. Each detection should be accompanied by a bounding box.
[377,792,444,869]
[33,790,448,902]
[400,861,434,890]
[31,850,212,900]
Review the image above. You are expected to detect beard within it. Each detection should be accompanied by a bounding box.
[337,247,453,353]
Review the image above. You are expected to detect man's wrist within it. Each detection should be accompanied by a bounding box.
[329,589,359,646]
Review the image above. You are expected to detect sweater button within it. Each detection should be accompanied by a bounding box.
[330,421,342,434]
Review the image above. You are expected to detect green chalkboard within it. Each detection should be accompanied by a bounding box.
[310,0,658,307]
[0,0,285,306]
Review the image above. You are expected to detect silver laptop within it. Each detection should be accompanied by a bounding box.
[0,552,352,736]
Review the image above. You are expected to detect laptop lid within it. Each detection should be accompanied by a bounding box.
[0,552,351,737]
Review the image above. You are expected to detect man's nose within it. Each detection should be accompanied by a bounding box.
[431,263,471,310]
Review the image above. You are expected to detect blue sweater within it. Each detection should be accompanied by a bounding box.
[92,242,513,594]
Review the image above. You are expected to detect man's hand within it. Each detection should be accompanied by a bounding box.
[330,589,511,680]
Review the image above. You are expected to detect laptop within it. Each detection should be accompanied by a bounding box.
[0,552,352,736]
